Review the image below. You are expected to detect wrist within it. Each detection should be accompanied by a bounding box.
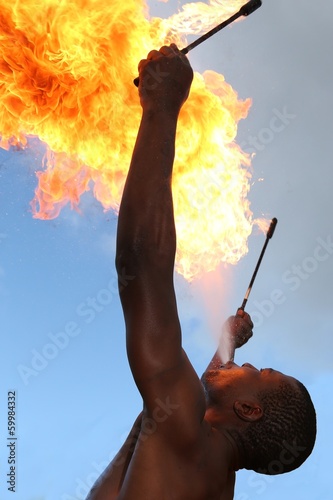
[141,106,180,122]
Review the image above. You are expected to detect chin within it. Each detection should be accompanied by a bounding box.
[201,369,219,381]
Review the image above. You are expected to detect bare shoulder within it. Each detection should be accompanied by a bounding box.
[141,349,207,446]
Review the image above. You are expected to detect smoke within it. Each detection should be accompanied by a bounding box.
[190,265,235,361]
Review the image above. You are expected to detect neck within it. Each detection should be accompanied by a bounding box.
[221,428,244,471]
[205,407,244,471]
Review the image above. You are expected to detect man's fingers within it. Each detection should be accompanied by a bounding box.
[139,44,189,76]
[237,309,254,329]
[247,316,254,329]
[147,46,177,60]
[159,45,177,56]
[147,49,162,60]
[138,59,148,72]
[240,324,253,337]
[138,45,178,74]
[238,328,253,345]
[138,50,165,75]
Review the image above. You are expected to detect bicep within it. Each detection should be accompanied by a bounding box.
[120,269,206,434]
[140,349,207,445]
[121,266,182,388]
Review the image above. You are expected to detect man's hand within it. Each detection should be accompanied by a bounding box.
[223,309,254,349]
[138,44,193,114]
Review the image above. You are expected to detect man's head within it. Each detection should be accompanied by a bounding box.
[201,362,317,475]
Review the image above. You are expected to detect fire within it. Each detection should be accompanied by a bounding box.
[0,0,255,280]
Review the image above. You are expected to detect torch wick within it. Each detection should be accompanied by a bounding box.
[133,0,262,87]
[181,0,262,55]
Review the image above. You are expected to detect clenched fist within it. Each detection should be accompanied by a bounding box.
[222,309,254,349]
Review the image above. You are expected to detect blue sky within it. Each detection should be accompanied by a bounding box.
[1,0,332,499]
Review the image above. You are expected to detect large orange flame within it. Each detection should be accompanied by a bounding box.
[0,0,255,280]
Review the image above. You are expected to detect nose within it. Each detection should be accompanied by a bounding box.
[242,363,258,371]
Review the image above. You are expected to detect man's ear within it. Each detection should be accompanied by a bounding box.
[233,400,263,422]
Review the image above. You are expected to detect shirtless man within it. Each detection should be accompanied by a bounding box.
[87,45,316,499]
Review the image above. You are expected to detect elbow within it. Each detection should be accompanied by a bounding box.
[115,241,174,284]
[115,235,151,276]
[115,247,138,294]
[115,244,140,276]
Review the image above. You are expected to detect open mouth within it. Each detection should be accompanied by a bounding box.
[219,361,237,369]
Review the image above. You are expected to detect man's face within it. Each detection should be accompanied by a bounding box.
[201,361,296,404]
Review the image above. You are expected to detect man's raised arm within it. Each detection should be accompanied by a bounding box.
[115,46,204,418]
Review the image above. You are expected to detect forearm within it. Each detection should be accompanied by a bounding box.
[116,109,179,273]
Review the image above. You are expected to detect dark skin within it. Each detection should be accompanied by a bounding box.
[87,45,298,500]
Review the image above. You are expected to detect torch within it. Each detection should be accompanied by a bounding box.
[219,217,278,364]
[133,0,262,87]
[239,217,278,312]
